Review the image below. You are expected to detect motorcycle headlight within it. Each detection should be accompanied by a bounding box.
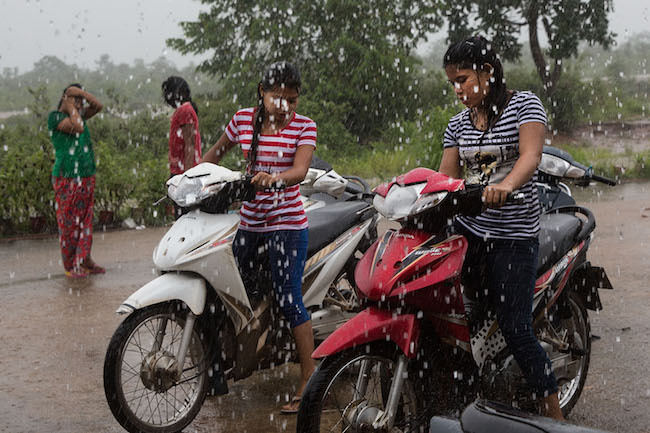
[538,154,570,177]
[168,177,225,208]
[374,183,433,220]
[411,191,448,215]
[168,177,203,207]
[565,165,586,179]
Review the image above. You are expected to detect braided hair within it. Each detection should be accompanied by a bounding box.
[246,61,302,174]
[162,76,199,115]
[443,36,508,130]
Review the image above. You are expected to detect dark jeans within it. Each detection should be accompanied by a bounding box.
[232,228,310,328]
[457,224,559,397]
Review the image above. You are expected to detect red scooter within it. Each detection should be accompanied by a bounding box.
[297,167,613,433]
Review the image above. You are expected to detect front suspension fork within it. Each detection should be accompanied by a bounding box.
[374,354,409,430]
[175,312,197,376]
[348,354,410,431]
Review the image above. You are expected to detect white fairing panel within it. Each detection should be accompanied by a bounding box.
[301,169,348,198]
[153,211,240,269]
[302,219,372,308]
[118,273,207,315]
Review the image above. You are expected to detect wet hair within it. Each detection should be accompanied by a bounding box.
[161,76,198,115]
[57,83,82,110]
[247,61,302,173]
[443,36,508,129]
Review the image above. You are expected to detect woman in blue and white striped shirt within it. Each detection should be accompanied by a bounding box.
[439,36,564,420]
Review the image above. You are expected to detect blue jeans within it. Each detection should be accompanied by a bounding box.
[232,229,310,328]
[458,226,559,397]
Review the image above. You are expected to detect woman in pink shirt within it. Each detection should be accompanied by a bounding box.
[202,61,317,414]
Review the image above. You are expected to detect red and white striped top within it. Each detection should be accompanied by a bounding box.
[226,108,317,232]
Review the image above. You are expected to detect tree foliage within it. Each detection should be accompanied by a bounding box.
[445,0,616,98]
[167,0,445,139]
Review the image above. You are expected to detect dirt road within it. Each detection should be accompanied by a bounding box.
[0,182,649,433]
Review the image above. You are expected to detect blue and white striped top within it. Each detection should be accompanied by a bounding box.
[443,91,547,240]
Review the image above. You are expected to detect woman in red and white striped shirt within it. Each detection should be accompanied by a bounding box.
[202,61,316,413]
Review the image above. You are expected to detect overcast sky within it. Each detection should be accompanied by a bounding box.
[1,0,648,73]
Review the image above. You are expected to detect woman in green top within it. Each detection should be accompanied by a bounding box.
[47,84,104,278]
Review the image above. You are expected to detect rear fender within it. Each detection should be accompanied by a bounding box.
[312,306,420,359]
[116,272,207,316]
[570,265,613,311]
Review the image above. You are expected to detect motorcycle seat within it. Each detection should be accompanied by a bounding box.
[459,399,610,433]
[306,201,373,258]
[537,213,582,276]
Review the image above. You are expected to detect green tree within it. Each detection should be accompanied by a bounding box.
[445,0,616,98]
[167,0,445,141]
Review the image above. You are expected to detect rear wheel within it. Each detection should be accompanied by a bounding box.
[103,303,211,433]
[297,343,427,433]
[545,291,591,417]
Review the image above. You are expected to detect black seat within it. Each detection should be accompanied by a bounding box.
[537,213,582,276]
[306,201,372,258]
[460,399,610,433]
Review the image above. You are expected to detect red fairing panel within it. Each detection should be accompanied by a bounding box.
[355,229,468,303]
[373,167,437,197]
[421,172,465,194]
[373,168,465,198]
[312,306,421,359]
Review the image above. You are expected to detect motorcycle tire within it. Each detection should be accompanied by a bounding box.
[297,342,427,433]
[103,302,211,433]
[556,291,591,417]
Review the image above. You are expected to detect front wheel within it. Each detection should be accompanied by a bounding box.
[103,302,211,433]
[297,343,427,433]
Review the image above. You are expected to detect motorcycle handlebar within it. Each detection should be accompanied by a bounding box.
[243,174,287,191]
[506,192,526,205]
[590,173,617,186]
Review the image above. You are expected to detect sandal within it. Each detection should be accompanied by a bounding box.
[65,268,90,279]
[82,262,106,274]
[280,396,302,414]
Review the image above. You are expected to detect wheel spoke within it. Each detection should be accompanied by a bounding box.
[111,309,207,429]
[314,354,418,433]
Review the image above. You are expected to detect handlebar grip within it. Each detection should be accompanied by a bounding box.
[591,173,617,186]
[506,192,526,205]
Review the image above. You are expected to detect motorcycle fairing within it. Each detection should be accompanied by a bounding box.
[429,307,472,352]
[302,218,374,308]
[420,172,465,195]
[373,168,465,198]
[153,212,241,269]
[311,306,421,359]
[532,240,586,318]
[116,272,207,315]
[373,168,436,197]
[355,229,468,303]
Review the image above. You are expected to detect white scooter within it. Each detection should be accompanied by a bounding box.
[103,160,379,433]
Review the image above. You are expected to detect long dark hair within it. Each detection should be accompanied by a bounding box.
[246,61,302,173]
[57,83,82,110]
[443,36,508,129]
[162,76,198,115]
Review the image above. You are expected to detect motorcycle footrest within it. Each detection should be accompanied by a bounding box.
[559,347,586,357]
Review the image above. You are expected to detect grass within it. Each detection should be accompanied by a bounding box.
[550,140,650,180]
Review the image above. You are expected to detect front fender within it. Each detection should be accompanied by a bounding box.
[312,306,420,359]
[116,272,207,316]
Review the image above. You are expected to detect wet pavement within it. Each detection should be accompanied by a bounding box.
[0,182,649,433]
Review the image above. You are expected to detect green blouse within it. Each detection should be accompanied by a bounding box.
[47,111,96,178]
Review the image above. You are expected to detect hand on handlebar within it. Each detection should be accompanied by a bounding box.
[482,183,513,208]
[251,172,285,191]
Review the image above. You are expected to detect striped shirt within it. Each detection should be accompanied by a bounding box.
[443,91,547,240]
[226,108,317,232]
